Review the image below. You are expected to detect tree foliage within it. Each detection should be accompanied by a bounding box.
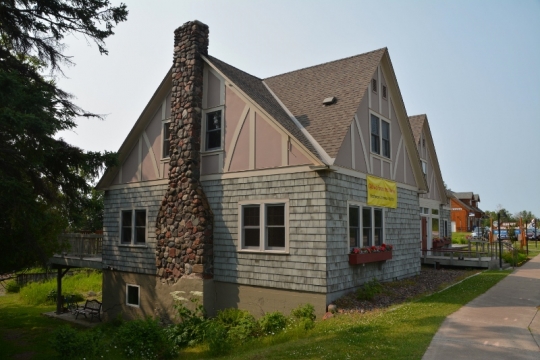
[0,0,127,273]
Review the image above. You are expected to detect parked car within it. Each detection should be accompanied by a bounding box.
[526,230,536,240]
[493,230,508,240]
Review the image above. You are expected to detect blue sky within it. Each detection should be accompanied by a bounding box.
[56,0,540,218]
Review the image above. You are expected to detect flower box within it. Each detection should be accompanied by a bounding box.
[348,250,392,265]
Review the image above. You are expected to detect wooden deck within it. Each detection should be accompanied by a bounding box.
[421,242,508,269]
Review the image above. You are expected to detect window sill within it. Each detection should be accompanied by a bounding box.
[201,149,223,156]
[118,244,148,248]
[238,249,289,255]
[370,152,392,162]
[160,157,170,163]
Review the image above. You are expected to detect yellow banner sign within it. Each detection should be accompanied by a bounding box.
[367,176,397,208]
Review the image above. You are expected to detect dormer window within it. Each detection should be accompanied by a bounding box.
[205,110,222,151]
[372,78,377,93]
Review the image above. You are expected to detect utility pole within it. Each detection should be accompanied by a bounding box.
[498,212,502,270]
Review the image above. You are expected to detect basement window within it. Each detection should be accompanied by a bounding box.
[126,284,140,307]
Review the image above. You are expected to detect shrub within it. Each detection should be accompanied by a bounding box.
[290,303,316,330]
[291,303,316,322]
[502,249,527,266]
[114,317,175,359]
[5,279,20,293]
[165,295,209,348]
[215,308,259,341]
[258,311,288,336]
[51,326,103,359]
[357,278,383,301]
[205,321,232,356]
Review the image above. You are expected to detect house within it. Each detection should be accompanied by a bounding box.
[408,115,451,251]
[450,192,484,232]
[96,20,442,321]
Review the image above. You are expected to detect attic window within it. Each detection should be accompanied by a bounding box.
[372,79,377,93]
[422,139,426,148]
[382,85,387,99]
[323,97,336,106]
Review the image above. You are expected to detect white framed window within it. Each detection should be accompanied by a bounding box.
[370,113,391,159]
[443,220,449,237]
[348,202,385,248]
[162,121,171,159]
[202,106,224,152]
[238,199,289,253]
[120,209,147,245]
[126,284,140,307]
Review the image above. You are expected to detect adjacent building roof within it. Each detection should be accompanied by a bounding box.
[264,48,386,158]
[408,114,425,144]
[453,192,474,200]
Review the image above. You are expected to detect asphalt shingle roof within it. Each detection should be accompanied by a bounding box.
[263,48,386,159]
[206,55,320,160]
[409,114,425,144]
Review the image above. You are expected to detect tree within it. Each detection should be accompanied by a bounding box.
[0,0,127,273]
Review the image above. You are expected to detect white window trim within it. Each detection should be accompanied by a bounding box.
[237,199,290,254]
[119,208,148,246]
[369,111,392,160]
[347,200,386,249]
[126,284,140,308]
[201,105,225,153]
[161,95,172,160]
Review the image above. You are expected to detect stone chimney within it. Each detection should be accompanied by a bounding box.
[155,20,213,280]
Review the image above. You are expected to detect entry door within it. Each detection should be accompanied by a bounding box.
[421,217,428,251]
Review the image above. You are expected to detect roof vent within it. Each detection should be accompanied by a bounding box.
[323,96,336,106]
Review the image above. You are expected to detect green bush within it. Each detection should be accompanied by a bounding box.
[502,249,527,266]
[51,326,103,359]
[290,303,316,330]
[258,311,288,336]
[357,278,383,301]
[215,308,259,341]
[114,317,176,359]
[291,303,316,322]
[5,279,20,293]
[205,321,232,356]
[165,297,209,348]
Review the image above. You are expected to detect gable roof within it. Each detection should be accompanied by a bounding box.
[409,114,448,203]
[204,55,322,162]
[264,48,386,159]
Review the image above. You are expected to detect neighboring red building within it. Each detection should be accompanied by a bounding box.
[450,192,484,232]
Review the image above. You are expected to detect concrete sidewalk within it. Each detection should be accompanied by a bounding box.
[423,255,540,360]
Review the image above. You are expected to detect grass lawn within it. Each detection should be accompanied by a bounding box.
[0,268,516,359]
[0,294,74,360]
[179,270,511,359]
[451,232,470,244]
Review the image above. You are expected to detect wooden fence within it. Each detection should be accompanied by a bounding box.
[58,233,103,258]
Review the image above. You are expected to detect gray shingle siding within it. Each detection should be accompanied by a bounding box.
[324,172,420,294]
[103,184,167,274]
[202,171,328,293]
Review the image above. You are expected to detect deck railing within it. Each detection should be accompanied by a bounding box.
[57,233,103,259]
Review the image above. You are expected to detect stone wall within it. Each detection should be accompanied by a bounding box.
[324,172,420,301]
[155,20,214,281]
[202,171,328,293]
[103,183,167,274]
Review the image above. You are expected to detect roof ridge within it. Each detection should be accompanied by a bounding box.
[207,55,263,81]
[264,47,387,80]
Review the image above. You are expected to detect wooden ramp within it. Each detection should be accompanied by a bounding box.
[421,255,498,269]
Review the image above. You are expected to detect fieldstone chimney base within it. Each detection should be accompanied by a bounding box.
[155,20,213,281]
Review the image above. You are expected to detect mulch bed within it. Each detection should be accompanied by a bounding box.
[333,266,480,314]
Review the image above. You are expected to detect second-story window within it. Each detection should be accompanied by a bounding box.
[205,110,222,151]
[371,114,391,159]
